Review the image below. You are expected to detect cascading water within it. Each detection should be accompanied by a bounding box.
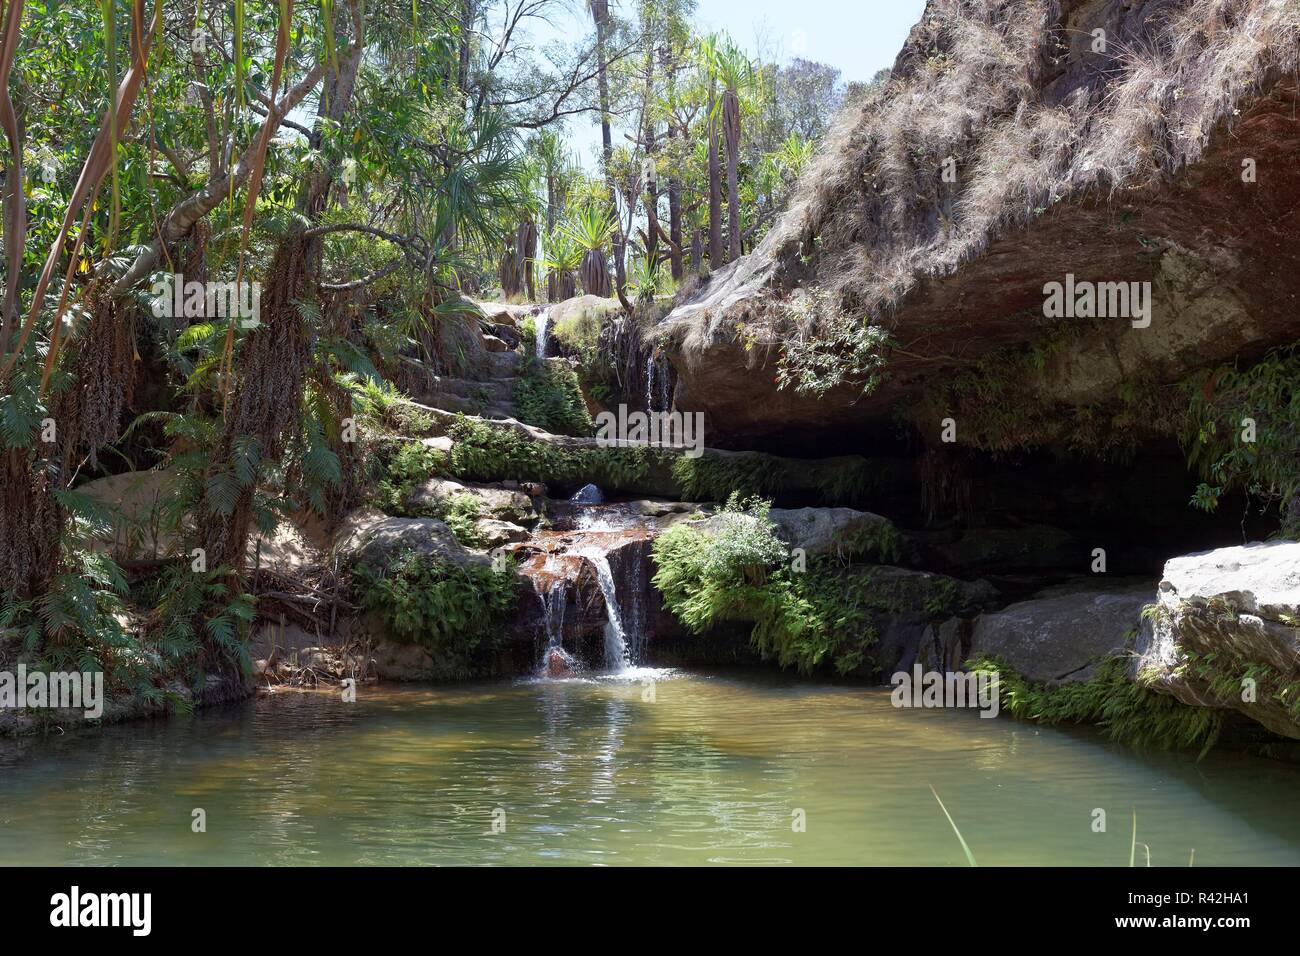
[645,349,673,413]
[535,554,578,678]
[538,579,567,648]
[535,308,551,358]
[577,548,635,671]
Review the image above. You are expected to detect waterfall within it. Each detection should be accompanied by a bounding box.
[535,308,551,358]
[645,349,673,413]
[535,555,578,678]
[645,353,657,411]
[538,578,567,649]
[577,548,635,671]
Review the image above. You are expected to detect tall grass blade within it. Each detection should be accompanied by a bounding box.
[929,784,977,867]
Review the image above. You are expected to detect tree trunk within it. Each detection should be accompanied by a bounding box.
[457,0,475,94]
[707,82,723,268]
[545,173,558,301]
[580,248,611,298]
[642,23,658,263]
[591,0,626,291]
[724,85,741,263]
[666,120,683,279]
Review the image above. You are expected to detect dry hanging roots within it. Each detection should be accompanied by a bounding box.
[0,449,63,598]
[48,280,136,471]
[201,236,314,573]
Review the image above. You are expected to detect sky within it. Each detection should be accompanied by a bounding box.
[691,0,926,83]
[533,0,928,168]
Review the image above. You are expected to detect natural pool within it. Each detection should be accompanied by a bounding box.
[2,669,1299,866]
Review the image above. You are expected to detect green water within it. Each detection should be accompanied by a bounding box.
[2,669,1299,866]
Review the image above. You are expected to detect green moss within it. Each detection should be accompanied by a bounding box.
[446,415,654,490]
[966,654,1223,756]
[443,414,879,506]
[513,359,593,437]
[671,453,789,501]
[670,451,878,506]
[354,550,517,669]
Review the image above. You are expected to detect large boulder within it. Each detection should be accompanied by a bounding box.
[688,506,898,560]
[768,507,897,560]
[473,299,538,329]
[333,508,483,571]
[405,477,538,525]
[655,1,1300,452]
[76,469,176,558]
[545,295,623,338]
[474,518,530,549]
[863,566,1000,677]
[970,588,1150,684]
[1136,541,1300,738]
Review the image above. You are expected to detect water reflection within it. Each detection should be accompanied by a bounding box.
[1,673,1299,865]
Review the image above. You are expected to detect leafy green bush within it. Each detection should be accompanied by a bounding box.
[371,442,448,514]
[354,551,518,667]
[651,495,880,674]
[440,493,485,547]
[776,293,894,398]
[349,378,439,437]
[966,654,1222,755]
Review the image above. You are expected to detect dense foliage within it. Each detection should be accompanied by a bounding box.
[0,0,857,702]
[354,550,517,667]
[1184,347,1300,536]
[966,654,1223,755]
[514,359,593,437]
[652,494,906,674]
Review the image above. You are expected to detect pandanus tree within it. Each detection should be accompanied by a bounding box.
[533,130,577,300]
[564,203,616,298]
[0,0,161,601]
[698,33,724,268]
[709,37,755,262]
[541,227,582,302]
[499,157,541,300]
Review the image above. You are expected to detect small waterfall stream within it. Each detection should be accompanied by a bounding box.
[645,349,673,413]
[577,548,634,671]
[535,308,551,358]
[524,497,650,678]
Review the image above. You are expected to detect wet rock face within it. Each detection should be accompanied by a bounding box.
[509,527,659,670]
[862,567,1000,678]
[971,589,1150,685]
[1136,541,1300,739]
